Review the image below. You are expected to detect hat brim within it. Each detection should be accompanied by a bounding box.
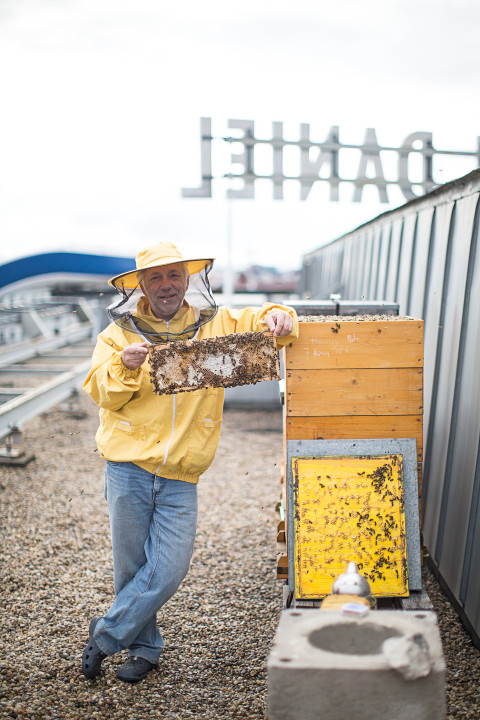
[108,257,214,290]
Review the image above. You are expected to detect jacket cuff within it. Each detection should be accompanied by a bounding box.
[112,352,142,381]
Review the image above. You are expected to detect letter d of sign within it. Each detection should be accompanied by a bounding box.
[397,131,434,201]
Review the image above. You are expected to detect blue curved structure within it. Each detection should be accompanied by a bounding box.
[0,252,135,291]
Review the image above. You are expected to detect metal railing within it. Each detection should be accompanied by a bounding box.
[301,168,480,645]
[0,301,96,447]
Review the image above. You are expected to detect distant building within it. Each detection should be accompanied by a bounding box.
[210,265,300,296]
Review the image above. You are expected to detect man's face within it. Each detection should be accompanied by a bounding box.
[140,263,189,320]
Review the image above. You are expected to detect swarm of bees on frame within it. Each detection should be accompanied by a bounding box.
[148,331,280,395]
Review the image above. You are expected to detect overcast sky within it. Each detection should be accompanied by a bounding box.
[0,0,479,272]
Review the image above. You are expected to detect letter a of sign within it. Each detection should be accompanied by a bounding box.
[353,128,389,203]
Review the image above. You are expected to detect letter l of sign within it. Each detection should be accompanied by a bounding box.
[181,117,212,198]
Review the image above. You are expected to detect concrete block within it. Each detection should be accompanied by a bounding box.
[268,609,445,720]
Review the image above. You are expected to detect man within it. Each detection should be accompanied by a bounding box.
[82,241,298,682]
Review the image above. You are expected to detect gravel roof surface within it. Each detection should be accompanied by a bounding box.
[1,393,479,719]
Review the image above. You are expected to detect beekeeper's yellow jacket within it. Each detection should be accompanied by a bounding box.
[83,299,298,484]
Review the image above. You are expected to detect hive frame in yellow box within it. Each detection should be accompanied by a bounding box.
[286,438,421,600]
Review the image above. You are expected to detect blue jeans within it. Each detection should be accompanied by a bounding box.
[93,461,198,664]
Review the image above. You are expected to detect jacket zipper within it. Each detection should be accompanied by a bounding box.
[162,394,176,467]
[157,320,176,472]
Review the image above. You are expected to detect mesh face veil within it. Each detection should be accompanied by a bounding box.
[107,260,218,343]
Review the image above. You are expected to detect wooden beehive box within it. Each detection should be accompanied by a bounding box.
[278,315,424,580]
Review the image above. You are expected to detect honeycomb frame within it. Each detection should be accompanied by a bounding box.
[148,330,280,395]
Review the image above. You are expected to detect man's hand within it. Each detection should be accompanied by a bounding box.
[264,310,294,337]
[122,342,149,370]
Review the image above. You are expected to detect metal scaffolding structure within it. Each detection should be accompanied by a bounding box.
[0,300,97,461]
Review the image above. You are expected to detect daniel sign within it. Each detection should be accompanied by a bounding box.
[182,117,479,204]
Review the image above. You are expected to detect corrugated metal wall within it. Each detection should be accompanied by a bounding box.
[302,169,480,643]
